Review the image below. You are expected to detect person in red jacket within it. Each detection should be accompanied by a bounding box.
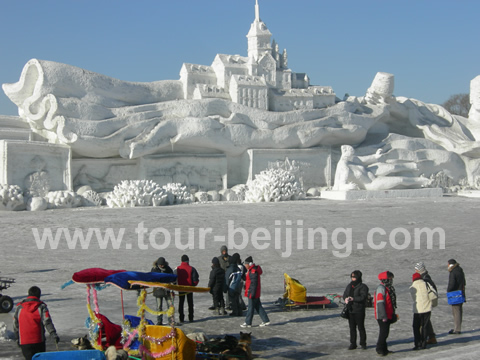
[240,256,270,328]
[13,286,59,360]
[174,254,199,323]
[374,271,397,356]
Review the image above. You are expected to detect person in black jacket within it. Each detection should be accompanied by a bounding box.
[225,253,243,316]
[151,257,175,325]
[415,262,437,344]
[343,270,369,350]
[208,257,226,315]
[447,259,466,334]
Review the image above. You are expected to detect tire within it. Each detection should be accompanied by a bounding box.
[0,295,14,313]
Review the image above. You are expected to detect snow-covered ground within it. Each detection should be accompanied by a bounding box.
[1,196,479,359]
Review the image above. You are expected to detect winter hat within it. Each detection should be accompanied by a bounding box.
[414,262,426,274]
[212,257,220,265]
[448,259,457,265]
[244,256,253,264]
[181,254,189,262]
[220,245,228,253]
[378,271,394,280]
[412,273,422,281]
[156,257,166,266]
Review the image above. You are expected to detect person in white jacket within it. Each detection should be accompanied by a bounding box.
[410,272,432,350]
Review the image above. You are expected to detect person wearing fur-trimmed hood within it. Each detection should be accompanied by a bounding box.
[447,259,466,334]
[410,272,432,350]
[151,257,175,326]
[343,270,369,350]
[374,271,396,356]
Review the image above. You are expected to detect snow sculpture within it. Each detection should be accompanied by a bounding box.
[245,168,305,202]
[24,155,50,198]
[81,190,103,207]
[332,145,430,191]
[231,184,247,202]
[194,191,208,203]
[162,183,193,205]
[219,189,239,202]
[469,75,480,121]
[427,171,456,193]
[364,72,395,105]
[46,191,82,209]
[2,0,480,200]
[0,184,25,211]
[106,180,168,208]
[27,197,48,211]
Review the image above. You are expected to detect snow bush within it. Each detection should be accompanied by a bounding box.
[459,176,480,190]
[194,191,209,203]
[0,184,25,211]
[81,190,103,207]
[106,180,167,208]
[162,183,193,205]
[0,321,15,341]
[47,191,83,209]
[244,168,305,203]
[231,184,247,202]
[427,171,456,193]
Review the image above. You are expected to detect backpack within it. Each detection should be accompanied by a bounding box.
[229,271,243,293]
[425,281,438,308]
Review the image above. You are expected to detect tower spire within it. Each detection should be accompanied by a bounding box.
[255,0,260,21]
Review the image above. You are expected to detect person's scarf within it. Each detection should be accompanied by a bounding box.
[349,278,361,297]
[381,278,397,309]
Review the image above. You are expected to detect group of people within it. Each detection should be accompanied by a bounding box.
[12,252,466,360]
[13,247,270,360]
[343,259,466,356]
[151,246,270,328]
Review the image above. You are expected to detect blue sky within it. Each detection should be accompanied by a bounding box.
[1,0,479,116]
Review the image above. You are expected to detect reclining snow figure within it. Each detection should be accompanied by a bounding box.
[3,60,480,189]
[332,145,430,191]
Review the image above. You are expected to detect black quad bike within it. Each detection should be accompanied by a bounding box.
[0,277,15,313]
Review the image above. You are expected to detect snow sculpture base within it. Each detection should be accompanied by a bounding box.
[0,128,32,141]
[247,148,337,190]
[139,154,227,191]
[320,188,443,200]
[457,190,480,198]
[72,154,227,193]
[0,140,71,192]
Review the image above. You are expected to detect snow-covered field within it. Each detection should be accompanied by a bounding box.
[1,197,479,359]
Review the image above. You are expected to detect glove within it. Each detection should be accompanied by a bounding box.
[54,335,60,344]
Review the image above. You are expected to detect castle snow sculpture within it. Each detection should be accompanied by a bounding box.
[180,0,335,112]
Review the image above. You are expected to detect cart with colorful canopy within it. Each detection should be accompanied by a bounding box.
[63,267,210,360]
